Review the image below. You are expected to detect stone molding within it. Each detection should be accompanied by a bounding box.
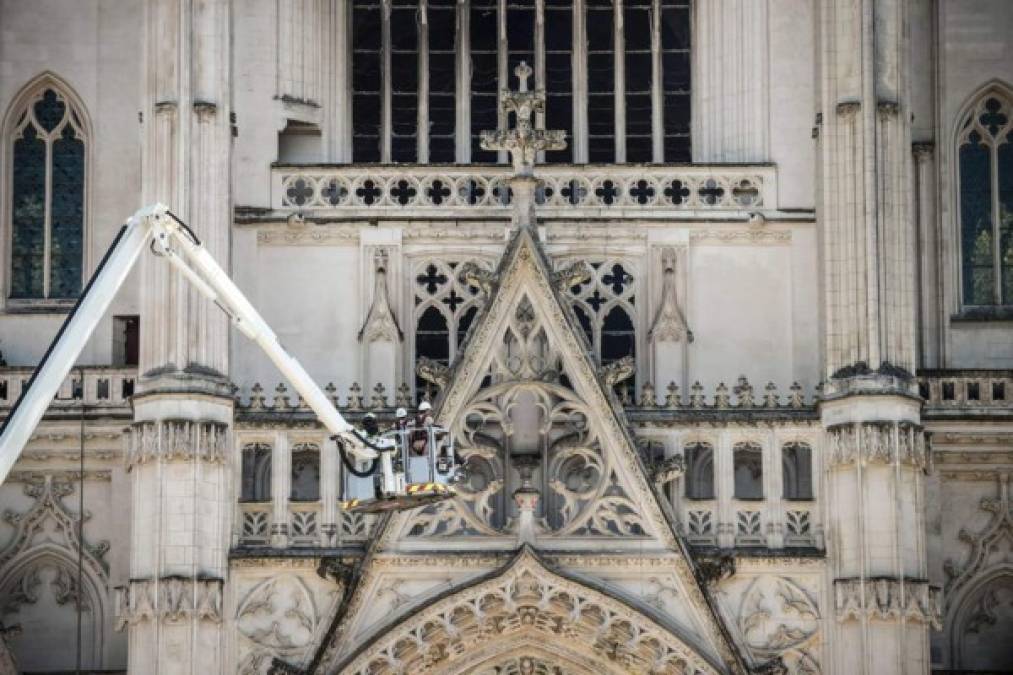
[114,577,224,629]
[833,578,941,628]
[826,421,928,470]
[358,248,403,343]
[125,419,229,469]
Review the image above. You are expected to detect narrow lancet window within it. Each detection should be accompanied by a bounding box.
[352,0,383,161]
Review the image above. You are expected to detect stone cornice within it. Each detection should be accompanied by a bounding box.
[833,577,941,628]
[126,419,229,470]
[114,577,224,629]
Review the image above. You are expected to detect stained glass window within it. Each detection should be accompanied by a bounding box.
[348,0,691,164]
[8,86,86,300]
[958,93,1013,306]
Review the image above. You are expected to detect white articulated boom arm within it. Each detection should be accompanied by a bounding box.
[0,204,378,486]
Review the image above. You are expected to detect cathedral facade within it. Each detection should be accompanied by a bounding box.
[0,0,1012,673]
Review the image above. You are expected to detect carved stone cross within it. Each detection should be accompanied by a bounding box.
[479,62,567,179]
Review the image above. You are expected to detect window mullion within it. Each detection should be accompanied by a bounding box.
[419,0,430,163]
[992,142,1003,305]
[381,0,393,162]
[497,0,508,164]
[457,1,471,163]
[613,0,625,163]
[534,0,546,164]
[43,132,53,298]
[650,0,663,163]
[572,0,587,163]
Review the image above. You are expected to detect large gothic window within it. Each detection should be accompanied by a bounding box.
[563,260,637,382]
[958,91,1013,306]
[413,259,489,398]
[350,0,690,163]
[7,84,87,301]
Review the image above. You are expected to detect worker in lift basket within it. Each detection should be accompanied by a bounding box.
[411,401,434,456]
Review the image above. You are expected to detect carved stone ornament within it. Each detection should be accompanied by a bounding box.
[126,419,229,469]
[415,356,452,390]
[943,472,1013,606]
[114,577,224,630]
[336,548,720,675]
[600,355,636,389]
[236,575,318,656]
[649,248,692,343]
[0,475,110,581]
[833,578,941,628]
[826,421,928,470]
[736,577,822,675]
[457,261,499,298]
[358,248,403,343]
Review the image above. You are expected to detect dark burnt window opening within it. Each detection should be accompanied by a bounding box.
[660,0,691,161]
[429,0,458,162]
[352,0,383,161]
[544,0,573,162]
[624,0,653,162]
[586,0,615,162]
[390,0,420,162]
[470,0,499,162]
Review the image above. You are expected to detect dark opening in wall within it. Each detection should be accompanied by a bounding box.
[353,0,383,161]
[586,0,615,162]
[660,0,691,161]
[391,0,420,162]
[470,0,499,162]
[624,0,653,162]
[429,0,458,162]
[241,443,272,502]
[733,443,764,500]
[544,0,573,162]
[112,315,139,367]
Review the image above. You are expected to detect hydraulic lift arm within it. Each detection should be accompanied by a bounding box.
[0,204,381,486]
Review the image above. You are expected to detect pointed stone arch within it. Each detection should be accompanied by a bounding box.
[2,71,94,303]
[335,548,724,675]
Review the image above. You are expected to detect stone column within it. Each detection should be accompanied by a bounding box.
[123,0,234,672]
[816,1,939,673]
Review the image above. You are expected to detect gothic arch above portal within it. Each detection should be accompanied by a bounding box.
[332,547,726,675]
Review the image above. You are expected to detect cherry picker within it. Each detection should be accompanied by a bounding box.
[0,204,458,514]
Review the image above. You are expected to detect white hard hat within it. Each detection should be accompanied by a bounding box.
[419,401,433,411]
[396,407,407,418]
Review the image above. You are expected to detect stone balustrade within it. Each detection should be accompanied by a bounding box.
[271,163,776,215]
[918,370,1012,414]
[0,366,136,411]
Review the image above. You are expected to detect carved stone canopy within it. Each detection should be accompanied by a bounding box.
[336,547,723,675]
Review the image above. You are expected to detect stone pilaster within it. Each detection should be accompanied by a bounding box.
[129,0,234,671]
[817,1,932,672]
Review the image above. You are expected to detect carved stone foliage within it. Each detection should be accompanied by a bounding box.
[473,655,576,675]
[236,575,319,673]
[114,577,224,629]
[0,475,109,582]
[405,294,646,539]
[340,549,718,675]
[126,419,229,469]
[826,421,927,470]
[833,578,941,629]
[359,248,402,343]
[735,577,821,675]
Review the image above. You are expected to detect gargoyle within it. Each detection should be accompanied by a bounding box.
[696,552,736,585]
[416,356,451,389]
[599,355,635,388]
[651,455,685,486]
[553,260,592,292]
[457,262,497,297]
